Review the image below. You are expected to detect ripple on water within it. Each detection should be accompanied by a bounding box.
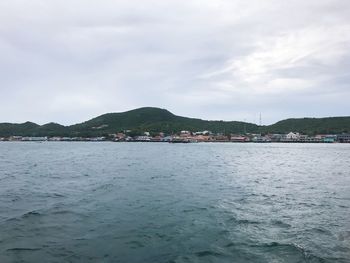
[0,142,349,263]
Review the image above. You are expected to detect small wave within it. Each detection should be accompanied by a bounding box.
[270,219,291,228]
[298,202,317,207]
[92,183,116,192]
[52,193,65,198]
[259,241,304,250]
[251,241,307,256]
[250,241,324,260]
[22,210,42,218]
[236,219,261,225]
[7,247,41,251]
[182,207,208,213]
[4,210,43,222]
[195,250,223,257]
[224,242,234,248]
[51,210,72,215]
[125,240,145,249]
[225,216,261,226]
[310,227,332,236]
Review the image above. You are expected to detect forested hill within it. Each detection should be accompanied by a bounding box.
[262,117,350,135]
[0,107,349,137]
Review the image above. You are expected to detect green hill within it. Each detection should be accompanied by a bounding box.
[0,122,39,137]
[263,117,350,135]
[69,107,258,136]
[0,107,349,137]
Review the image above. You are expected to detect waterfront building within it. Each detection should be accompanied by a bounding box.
[323,135,337,143]
[134,136,151,142]
[162,136,173,142]
[21,137,47,141]
[195,135,211,142]
[269,134,285,142]
[337,134,350,143]
[48,137,62,141]
[9,136,23,141]
[252,135,271,143]
[214,135,229,141]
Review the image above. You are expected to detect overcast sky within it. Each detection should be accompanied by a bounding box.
[1,0,349,125]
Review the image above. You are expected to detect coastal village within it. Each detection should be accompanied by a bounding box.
[1,131,350,143]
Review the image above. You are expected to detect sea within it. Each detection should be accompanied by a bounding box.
[0,142,349,263]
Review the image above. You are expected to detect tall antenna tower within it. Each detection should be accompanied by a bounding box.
[259,112,262,126]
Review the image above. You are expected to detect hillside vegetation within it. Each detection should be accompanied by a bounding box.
[0,107,349,137]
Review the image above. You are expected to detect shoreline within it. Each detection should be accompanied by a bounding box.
[0,140,348,144]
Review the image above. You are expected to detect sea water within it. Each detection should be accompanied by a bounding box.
[0,142,349,262]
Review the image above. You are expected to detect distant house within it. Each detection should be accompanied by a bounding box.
[230,135,247,142]
[195,135,211,142]
[299,134,309,141]
[252,135,271,143]
[162,136,173,142]
[116,132,126,139]
[151,136,162,142]
[269,134,285,142]
[214,135,229,141]
[286,132,300,140]
[194,130,211,135]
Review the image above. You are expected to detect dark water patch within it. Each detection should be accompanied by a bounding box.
[125,240,145,249]
[338,231,350,241]
[251,242,309,260]
[271,219,292,228]
[225,216,261,226]
[7,247,41,251]
[309,227,333,236]
[237,219,261,225]
[195,250,223,257]
[182,207,208,213]
[91,183,117,192]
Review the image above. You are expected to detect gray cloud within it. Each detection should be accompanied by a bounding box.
[1,0,349,125]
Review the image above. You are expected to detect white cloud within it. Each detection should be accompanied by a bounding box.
[0,0,349,125]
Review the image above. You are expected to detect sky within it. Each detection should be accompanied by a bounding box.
[1,0,349,125]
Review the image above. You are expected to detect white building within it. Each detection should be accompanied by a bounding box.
[286,132,300,140]
[194,130,211,135]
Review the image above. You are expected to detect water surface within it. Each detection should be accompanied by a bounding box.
[0,142,349,262]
